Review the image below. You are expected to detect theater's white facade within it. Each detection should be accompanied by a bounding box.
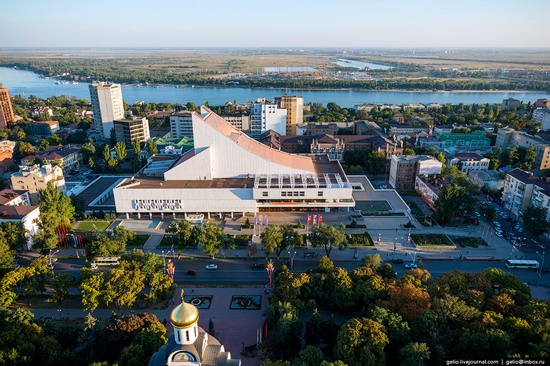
[113,107,354,218]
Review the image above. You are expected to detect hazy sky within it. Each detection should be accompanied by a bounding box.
[2,0,549,48]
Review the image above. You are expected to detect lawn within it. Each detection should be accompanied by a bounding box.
[355,200,392,212]
[453,237,488,248]
[411,234,454,246]
[349,233,375,246]
[127,235,149,247]
[75,220,112,231]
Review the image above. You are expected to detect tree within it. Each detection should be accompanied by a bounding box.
[114,142,127,162]
[337,318,389,366]
[386,283,431,321]
[113,225,136,246]
[36,182,75,252]
[49,273,74,304]
[81,141,96,161]
[103,144,111,163]
[198,221,224,259]
[87,234,126,260]
[484,206,497,221]
[103,266,145,308]
[362,254,382,271]
[293,345,324,366]
[13,141,34,162]
[403,148,415,155]
[0,222,27,251]
[132,139,141,156]
[523,205,550,236]
[145,272,176,304]
[309,223,348,258]
[38,138,50,150]
[80,268,104,311]
[166,220,194,252]
[400,342,431,366]
[0,236,16,274]
[261,225,283,257]
[146,139,158,155]
[434,184,477,224]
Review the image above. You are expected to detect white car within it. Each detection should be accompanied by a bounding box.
[495,232,504,238]
[205,264,218,270]
[404,263,418,269]
[493,221,501,227]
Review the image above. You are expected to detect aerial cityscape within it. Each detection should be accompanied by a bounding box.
[0,1,550,365]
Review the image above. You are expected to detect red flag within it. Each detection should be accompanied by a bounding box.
[318,214,323,225]
[307,215,312,225]
[313,215,317,225]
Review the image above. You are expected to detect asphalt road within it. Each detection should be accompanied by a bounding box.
[36,256,549,287]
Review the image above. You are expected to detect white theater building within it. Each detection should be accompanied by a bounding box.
[113,107,354,219]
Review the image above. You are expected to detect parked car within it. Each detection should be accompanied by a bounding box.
[404,263,418,269]
[493,221,501,227]
[186,270,197,276]
[495,232,504,238]
[205,264,218,270]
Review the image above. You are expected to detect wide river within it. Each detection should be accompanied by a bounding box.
[1,67,549,107]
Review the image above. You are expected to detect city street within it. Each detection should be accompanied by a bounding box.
[23,253,549,290]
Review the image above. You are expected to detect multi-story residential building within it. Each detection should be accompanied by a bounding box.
[249,98,287,138]
[27,121,60,136]
[0,189,39,250]
[389,155,442,191]
[275,96,303,135]
[114,117,150,147]
[502,168,550,218]
[448,153,490,173]
[219,113,249,132]
[502,97,521,110]
[30,107,54,119]
[532,188,550,223]
[534,98,550,109]
[415,175,446,210]
[533,108,550,130]
[170,111,194,138]
[9,164,65,204]
[0,140,15,154]
[496,127,550,170]
[89,82,124,140]
[0,83,15,128]
[22,145,82,171]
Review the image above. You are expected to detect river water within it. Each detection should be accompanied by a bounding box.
[1,67,548,107]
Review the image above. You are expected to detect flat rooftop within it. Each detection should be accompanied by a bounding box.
[119,177,255,189]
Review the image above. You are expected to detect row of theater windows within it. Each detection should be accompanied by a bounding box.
[262,191,324,197]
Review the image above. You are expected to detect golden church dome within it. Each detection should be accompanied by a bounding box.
[170,290,199,328]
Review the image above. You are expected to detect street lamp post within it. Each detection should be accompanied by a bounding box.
[287,248,297,270]
[536,251,546,286]
[407,251,418,264]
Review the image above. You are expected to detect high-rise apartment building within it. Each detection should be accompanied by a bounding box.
[276,95,304,136]
[170,111,194,138]
[89,82,124,140]
[249,98,287,139]
[114,117,150,147]
[0,83,15,129]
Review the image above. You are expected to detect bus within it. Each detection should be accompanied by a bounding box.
[504,259,540,269]
[90,256,120,269]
